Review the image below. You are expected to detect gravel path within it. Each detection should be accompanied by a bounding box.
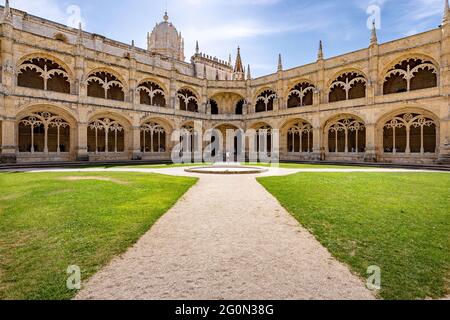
[75,169,375,300]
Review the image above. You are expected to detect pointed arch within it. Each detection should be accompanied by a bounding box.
[177,88,199,112]
[255,89,277,113]
[87,112,131,154]
[328,71,367,102]
[17,105,77,155]
[138,81,166,107]
[324,114,366,154]
[377,108,439,155]
[288,81,315,108]
[86,70,125,101]
[382,57,438,94]
[16,53,74,80]
[283,118,314,153]
[140,119,168,153]
[17,56,71,94]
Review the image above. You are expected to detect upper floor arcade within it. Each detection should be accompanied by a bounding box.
[0,1,449,121]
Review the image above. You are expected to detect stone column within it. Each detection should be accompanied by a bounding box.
[1,21,14,91]
[311,126,323,161]
[273,98,279,111]
[74,50,85,96]
[1,118,17,163]
[76,122,89,161]
[368,38,379,100]
[364,123,377,162]
[437,118,450,164]
[313,91,320,107]
[131,125,142,160]
[242,101,249,115]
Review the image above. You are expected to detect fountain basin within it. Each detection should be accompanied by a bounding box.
[185,165,268,175]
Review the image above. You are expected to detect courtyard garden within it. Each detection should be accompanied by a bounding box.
[0,164,448,300]
[258,172,450,300]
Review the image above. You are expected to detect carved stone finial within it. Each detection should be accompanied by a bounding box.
[370,20,378,45]
[277,54,283,71]
[317,40,324,61]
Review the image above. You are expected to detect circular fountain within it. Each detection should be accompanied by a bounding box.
[185,164,268,175]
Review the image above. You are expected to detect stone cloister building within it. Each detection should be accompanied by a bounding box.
[1,1,450,164]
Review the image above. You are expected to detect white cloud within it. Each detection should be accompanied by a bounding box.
[11,0,65,21]
[407,0,443,21]
[10,0,86,28]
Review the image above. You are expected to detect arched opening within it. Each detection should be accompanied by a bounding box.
[210,99,219,115]
[327,117,366,153]
[287,121,313,153]
[87,71,125,101]
[140,122,167,153]
[383,58,437,94]
[179,124,201,160]
[17,57,70,94]
[212,124,242,161]
[288,82,315,108]
[235,99,245,115]
[383,113,437,154]
[255,125,272,153]
[329,72,366,102]
[384,73,407,94]
[255,90,276,113]
[18,111,71,154]
[178,89,198,112]
[138,81,166,107]
[87,118,125,153]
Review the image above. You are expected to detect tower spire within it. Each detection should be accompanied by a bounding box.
[234,46,244,73]
[233,47,245,80]
[370,20,378,45]
[2,0,12,23]
[444,0,449,25]
[277,54,283,71]
[317,40,324,61]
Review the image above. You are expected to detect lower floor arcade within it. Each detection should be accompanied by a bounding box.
[0,104,448,165]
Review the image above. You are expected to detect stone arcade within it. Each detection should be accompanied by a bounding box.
[1,0,450,164]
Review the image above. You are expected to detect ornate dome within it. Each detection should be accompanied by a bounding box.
[148,12,185,61]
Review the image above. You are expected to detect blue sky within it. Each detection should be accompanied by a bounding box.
[9,0,446,77]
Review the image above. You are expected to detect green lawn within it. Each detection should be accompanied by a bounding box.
[245,162,372,169]
[257,172,450,300]
[0,172,197,300]
[124,163,212,169]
